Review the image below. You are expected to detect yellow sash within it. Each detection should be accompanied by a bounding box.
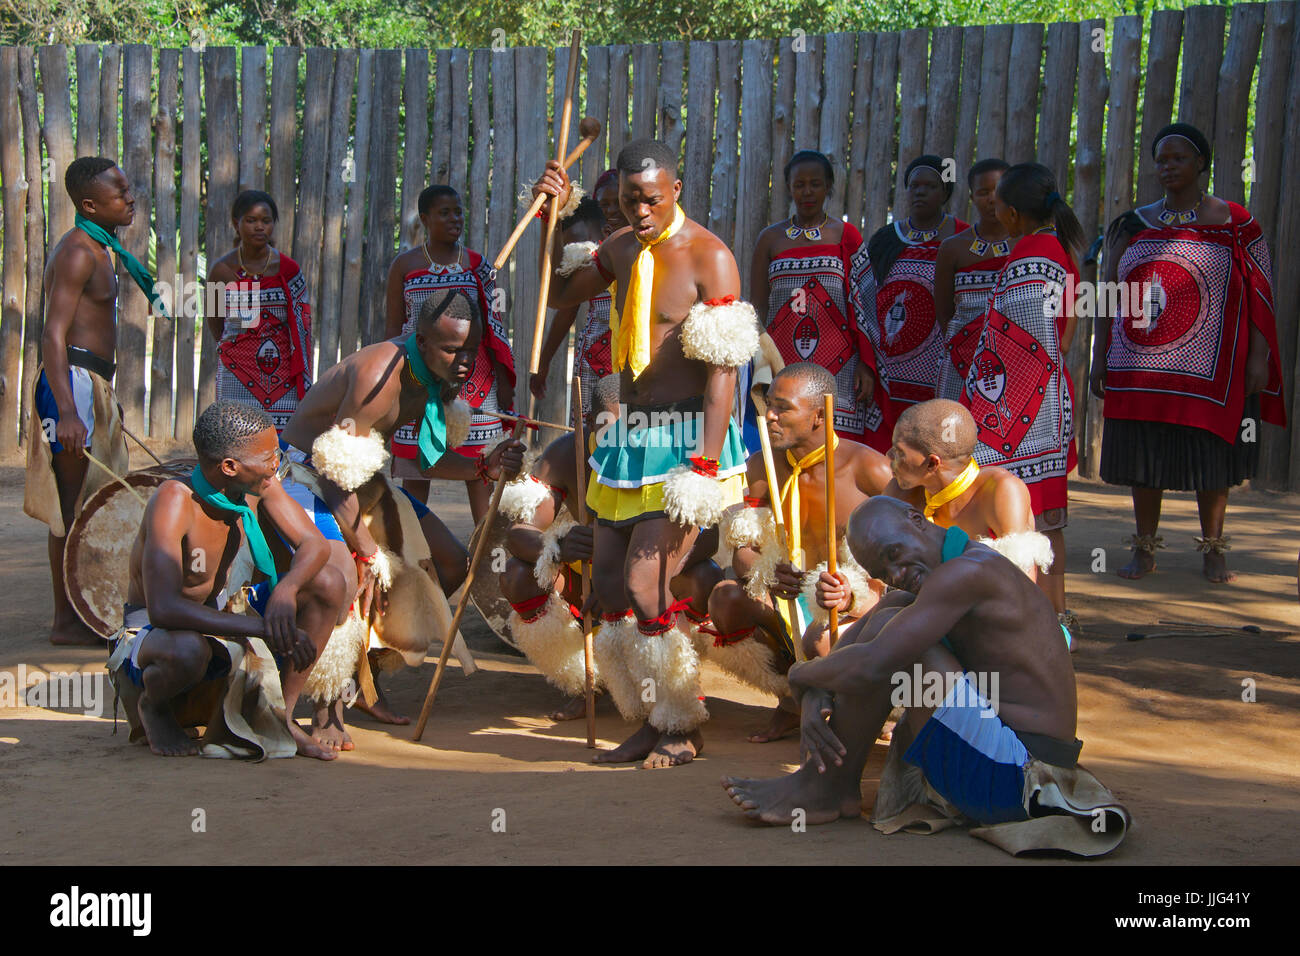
[612,203,686,379]
[923,457,980,520]
[780,435,838,567]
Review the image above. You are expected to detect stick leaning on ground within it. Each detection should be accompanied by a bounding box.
[412,420,526,741]
[823,393,838,637]
[756,415,806,663]
[571,375,596,748]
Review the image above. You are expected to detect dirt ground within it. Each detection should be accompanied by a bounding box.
[1,448,1297,866]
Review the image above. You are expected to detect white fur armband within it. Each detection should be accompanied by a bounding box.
[977,530,1054,578]
[722,503,775,551]
[500,474,553,524]
[519,181,585,220]
[663,465,728,529]
[681,299,761,368]
[801,543,880,626]
[445,398,472,450]
[557,241,599,277]
[534,512,578,590]
[311,426,390,492]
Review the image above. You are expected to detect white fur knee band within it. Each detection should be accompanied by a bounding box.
[534,512,578,591]
[663,465,728,529]
[709,635,790,700]
[445,399,472,451]
[311,426,389,492]
[593,615,645,721]
[978,530,1054,578]
[801,542,878,626]
[681,299,761,368]
[623,625,708,734]
[509,593,595,698]
[303,613,368,705]
[500,474,553,524]
[557,241,599,277]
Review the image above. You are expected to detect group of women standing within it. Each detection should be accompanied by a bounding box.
[204,116,1284,621]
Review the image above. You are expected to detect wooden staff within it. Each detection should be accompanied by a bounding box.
[83,450,148,506]
[494,410,574,433]
[529,29,583,390]
[122,423,166,467]
[412,420,526,741]
[755,415,805,662]
[824,394,838,637]
[492,117,601,272]
[571,375,596,748]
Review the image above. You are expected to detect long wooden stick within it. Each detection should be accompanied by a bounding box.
[529,29,582,388]
[755,415,805,662]
[122,424,166,467]
[571,375,596,748]
[493,410,574,433]
[824,394,838,638]
[492,125,600,272]
[83,450,148,506]
[412,421,525,741]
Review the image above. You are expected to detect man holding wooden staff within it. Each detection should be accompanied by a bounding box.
[532,138,753,768]
[26,157,152,645]
[708,363,892,742]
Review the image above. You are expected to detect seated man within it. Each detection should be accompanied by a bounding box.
[109,400,349,760]
[884,399,1070,644]
[722,497,1129,857]
[279,287,524,736]
[500,374,721,721]
[708,363,892,742]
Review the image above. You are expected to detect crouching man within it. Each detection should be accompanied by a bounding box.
[108,400,349,760]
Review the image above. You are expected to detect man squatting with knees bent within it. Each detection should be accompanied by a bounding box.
[498,373,722,722]
[534,137,758,768]
[111,401,348,760]
[707,362,892,743]
[278,287,524,742]
[27,157,139,646]
[883,400,1063,622]
[723,496,1129,857]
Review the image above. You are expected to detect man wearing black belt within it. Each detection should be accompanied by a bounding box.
[26,157,137,645]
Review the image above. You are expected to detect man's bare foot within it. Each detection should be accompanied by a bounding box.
[748,706,800,743]
[138,694,199,757]
[1202,552,1236,584]
[48,618,103,646]
[286,719,338,761]
[721,769,862,825]
[311,699,354,752]
[353,684,410,725]
[550,695,587,721]
[1117,550,1156,580]
[643,729,703,768]
[593,720,659,764]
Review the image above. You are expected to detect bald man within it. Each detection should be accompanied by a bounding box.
[721,497,1129,857]
[708,363,892,743]
[885,399,1071,643]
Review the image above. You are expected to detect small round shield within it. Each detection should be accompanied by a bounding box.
[64,459,196,639]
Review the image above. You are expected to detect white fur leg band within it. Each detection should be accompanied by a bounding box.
[510,593,595,698]
[592,615,645,721]
[500,474,553,524]
[663,465,728,529]
[623,625,708,734]
[801,542,880,626]
[303,612,368,705]
[680,299,761,368]
[534,512,578,591]
[708,634,790,700]
[311,426,389,492]
[557,241,599,277]
[444,399,473,451]
[978,530,1055,578]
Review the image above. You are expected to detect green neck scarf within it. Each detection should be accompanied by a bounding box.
[75,213,171,320]
[403,334,451,471]
[190,466,278,588]
[941,524,970,563]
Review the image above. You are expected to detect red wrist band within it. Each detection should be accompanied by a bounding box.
[689,455,719,478]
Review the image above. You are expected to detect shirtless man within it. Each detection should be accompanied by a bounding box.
[113,400,346,760]
[500,374,721,721]
[708,363,891,742]
[533,138,755,768]
[884,400,1067,643]
[722,497,1128,855]
[29,157,137,645]
[280,288,524,731]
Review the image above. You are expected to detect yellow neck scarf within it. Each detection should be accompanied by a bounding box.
[780,435,839,567]
[924,458,980,520]
[612,203,686,380]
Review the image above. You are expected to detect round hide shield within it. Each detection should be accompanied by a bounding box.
[467,507,518,649]
[64,459,197,639]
